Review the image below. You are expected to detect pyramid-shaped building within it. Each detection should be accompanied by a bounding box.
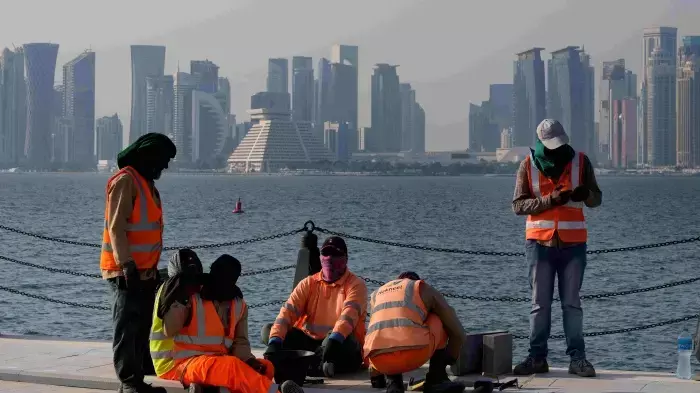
[227,109,333,173]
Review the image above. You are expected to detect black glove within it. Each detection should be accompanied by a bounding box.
[264,340,283,356]
[570,186,589,202]
[246,358,267,375]
[550,188,573,206]
[122,261,140,291]
[322,338,342,363]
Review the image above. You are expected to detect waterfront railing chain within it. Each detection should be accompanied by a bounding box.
[1,221,699,256]
[0,283,694,340]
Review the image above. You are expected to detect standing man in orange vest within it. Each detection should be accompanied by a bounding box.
[101,132,176,393]
[363,272,466,393]
[512,119,602,378]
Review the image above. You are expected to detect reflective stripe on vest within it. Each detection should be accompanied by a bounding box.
[529,152,584,209]
[101,166,163,259]
[367,280,426,334]
[149,285,176,376]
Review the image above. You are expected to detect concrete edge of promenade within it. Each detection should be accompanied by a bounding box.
[1,335,699,393]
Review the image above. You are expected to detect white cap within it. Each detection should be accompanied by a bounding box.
[536,119,569,150]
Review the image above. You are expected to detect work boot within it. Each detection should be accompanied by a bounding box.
[280,380,305,393]
[121,382,167,393]
[423,350,465,393]
[386,374,404,393]
[568,359,596,377]
[513,357,549,375]
[370,373,387,389]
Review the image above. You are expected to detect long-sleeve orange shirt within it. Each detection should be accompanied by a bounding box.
[270,270,368,344]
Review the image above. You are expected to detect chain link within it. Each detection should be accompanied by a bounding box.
[0,223,304,251]
[0,285,110,310]
[316,227,700,256]
[248,300,284,309]
[512,314,699,339]
[359,275,700,303]
[242,265,296,276]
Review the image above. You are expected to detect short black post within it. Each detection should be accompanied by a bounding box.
[292,225,319,291]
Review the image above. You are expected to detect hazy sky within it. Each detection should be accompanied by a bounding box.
[2,0,699,150]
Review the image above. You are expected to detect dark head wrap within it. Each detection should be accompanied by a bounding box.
[157,249,204,319]
[117,133,176,180]
[398,271,421,281]
[200,254,244,301]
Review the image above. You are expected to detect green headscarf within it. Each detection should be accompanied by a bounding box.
[117,133,176,170]
[531,138,576,179]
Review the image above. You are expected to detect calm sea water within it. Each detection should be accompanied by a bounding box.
[0,173,699,372]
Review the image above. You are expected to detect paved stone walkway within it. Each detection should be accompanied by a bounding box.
[1,336,699,393]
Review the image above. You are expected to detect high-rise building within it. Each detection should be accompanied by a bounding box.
[642,27,677,167]
[579,49,596,160]
[610,98,637,168]
[314,58,332,139]
[399,83,416,152]
[599,59,637,166]
[267,58,288,94]
[646,47,677,166]
[513,48,546,147]
[96,114,123,161]
[292,56,313,123]
[250,92,291,113]
[371,64,401,152]
[23,43,59,168]
[328,62,358,151]
[489,84,513,130]
[191,90,228,165]
[547,46,588,153]
[0,47,26,166]
[501,128,514,149]
[218,77,231,115]
[330,45,359,136]
[190,60,219,94]
[323,121,351,161]
[413,102,425,154]
[50,85,68,163]
[63,50,96,168]
[676,36,700,167]
[172,71,198,164]
[469,102,499,152]
[358,127,371,151]
[146,75,174,136]
[129,45,166,144]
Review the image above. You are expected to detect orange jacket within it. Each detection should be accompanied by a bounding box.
[100,166,163,271]
[525,152,587,243]
[363,279,430,358]
[270,270,368,345]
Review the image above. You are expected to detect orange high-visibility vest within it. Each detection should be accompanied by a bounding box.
[363,279,430,358]
[525,152,587,243]
[149,294,246,375]
[100,166,163,271]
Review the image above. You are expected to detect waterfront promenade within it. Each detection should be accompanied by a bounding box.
[0,335,698,393]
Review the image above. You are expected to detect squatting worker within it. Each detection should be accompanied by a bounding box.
[512,119,601,378]
[100,132,176,393]
[265,236,367,377]
[152,254,297,393]
[363,272,466,393]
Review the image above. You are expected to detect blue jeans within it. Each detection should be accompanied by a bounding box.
[526,240,587,360]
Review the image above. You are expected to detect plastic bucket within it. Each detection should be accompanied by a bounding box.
[264,350,317,386]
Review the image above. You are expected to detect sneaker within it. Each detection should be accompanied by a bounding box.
[280,380,305,393]
[569,359,596,377]
[513,357,549,375]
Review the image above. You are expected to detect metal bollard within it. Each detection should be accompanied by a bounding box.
[292,232,319,291]
[450,330,507,376]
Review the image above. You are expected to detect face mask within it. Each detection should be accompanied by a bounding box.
[320,255,347,283]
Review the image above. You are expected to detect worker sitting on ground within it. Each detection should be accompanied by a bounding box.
[363,272,467,393]
[151,254,304,393]
[264,236,368,377]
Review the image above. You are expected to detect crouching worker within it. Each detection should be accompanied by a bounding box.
[265,236,368,377]
[151,254,304,393]
[364,272,467,393]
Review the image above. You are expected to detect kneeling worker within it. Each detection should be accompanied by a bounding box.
[266,236,368,377]
[364,272,467,393]
[151,254,303,393]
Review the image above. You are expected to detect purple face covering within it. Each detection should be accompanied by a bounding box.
[321,255,347,283]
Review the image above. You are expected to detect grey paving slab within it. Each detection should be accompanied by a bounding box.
[0,381,111,393]
[1,336,699,393]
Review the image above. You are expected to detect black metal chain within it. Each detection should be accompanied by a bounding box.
[248,300,284,309]
[0,223,305,251]
[316,226,700,256]
[0,255,102,278]
[242,265,296,276]
[512,314,699,339]
[359,275,700,303]
[0,285,110,310]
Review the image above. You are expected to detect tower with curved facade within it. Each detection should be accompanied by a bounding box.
[23,43,59,168]
[129,45,165,144]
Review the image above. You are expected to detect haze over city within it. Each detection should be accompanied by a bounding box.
[2,0,699,151]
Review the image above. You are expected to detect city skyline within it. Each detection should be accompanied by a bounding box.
[3,0,698,151]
